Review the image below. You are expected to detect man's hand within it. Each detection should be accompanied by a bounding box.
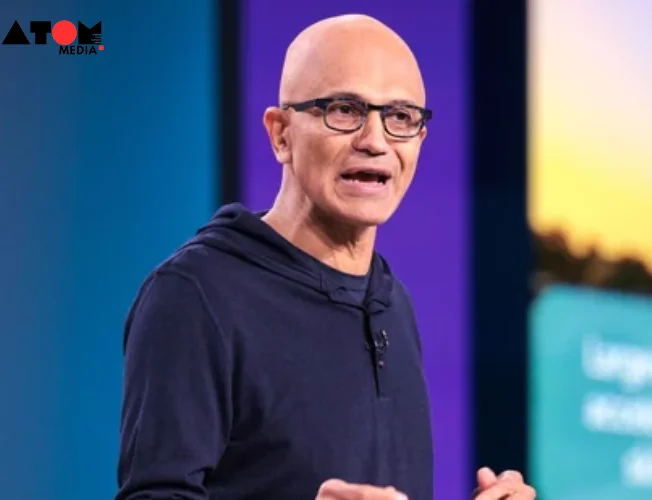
[317,479,408,500]
[471,467,536,499]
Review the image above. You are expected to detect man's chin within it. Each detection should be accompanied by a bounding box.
[331,202,397,229]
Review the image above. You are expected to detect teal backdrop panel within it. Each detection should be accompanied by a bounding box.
[530,285,652,500]
[0,1,218,498]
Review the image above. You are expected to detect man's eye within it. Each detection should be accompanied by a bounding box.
[388,109,417,123]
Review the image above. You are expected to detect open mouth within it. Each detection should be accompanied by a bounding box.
[340,170,391,185]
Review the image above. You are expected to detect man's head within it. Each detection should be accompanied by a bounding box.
[263,14,429,229]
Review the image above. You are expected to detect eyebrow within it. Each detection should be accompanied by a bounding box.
[323,91,419,107]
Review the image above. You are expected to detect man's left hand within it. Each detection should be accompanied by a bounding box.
[471,467,536,499]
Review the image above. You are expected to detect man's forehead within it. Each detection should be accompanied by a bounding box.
[291,51,425,105]
[304,63,426,105]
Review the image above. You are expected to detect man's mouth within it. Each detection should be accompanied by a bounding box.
[340,170,390,185]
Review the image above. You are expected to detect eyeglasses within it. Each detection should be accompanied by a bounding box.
[282,97,432,139]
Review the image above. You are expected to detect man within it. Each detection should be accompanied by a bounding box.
[116,14,535,500]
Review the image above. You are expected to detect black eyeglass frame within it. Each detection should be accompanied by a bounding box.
[282,97,433,139]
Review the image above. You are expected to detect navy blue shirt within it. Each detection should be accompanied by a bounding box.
[116,204,433,499]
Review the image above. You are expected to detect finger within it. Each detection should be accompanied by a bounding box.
[317,479,408,500]
[476,467,497,489]
[318,479,357,499]
[497,470,524,485]
[352,485,407,500]
[473,482,516,500]
[470,486,504,500]
[377,486,408,500]
[510,484,537,499]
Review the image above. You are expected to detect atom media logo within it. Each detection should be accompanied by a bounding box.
[2,20,103,55]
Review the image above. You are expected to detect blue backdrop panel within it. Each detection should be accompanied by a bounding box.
[0,1,218,498]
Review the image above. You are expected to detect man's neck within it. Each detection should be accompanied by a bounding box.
[262,203,376,276]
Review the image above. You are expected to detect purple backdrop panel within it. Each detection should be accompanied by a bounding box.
[242,3,470,499]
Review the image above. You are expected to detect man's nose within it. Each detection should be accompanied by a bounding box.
[352,111,389,156]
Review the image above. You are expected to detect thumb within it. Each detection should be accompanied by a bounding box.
[476,467,497,489]
[317,479,408,500]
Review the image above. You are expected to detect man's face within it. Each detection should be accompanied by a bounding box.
[278,37,427,228]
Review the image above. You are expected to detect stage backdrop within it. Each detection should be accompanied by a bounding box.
[242,3,470,498]
[0,0,217,498]
[528,0,652,498]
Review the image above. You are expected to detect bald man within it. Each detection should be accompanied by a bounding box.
[116,15,535,500]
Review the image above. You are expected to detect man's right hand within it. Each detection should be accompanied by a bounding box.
[316,479,408,500]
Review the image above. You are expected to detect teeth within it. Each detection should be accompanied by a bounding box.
[341,171,389,185]
[345,177,385,184]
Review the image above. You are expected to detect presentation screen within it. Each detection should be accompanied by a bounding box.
[528,1,652,498]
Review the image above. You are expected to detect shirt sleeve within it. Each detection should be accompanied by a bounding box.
[116,270,232,500]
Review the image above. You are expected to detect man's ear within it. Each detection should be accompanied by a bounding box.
[263,107,292,164]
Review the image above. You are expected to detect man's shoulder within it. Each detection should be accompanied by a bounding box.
[374,252,414,305]
[133,239,241,303]
[392,277,417,319]
[124,241,243,335]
